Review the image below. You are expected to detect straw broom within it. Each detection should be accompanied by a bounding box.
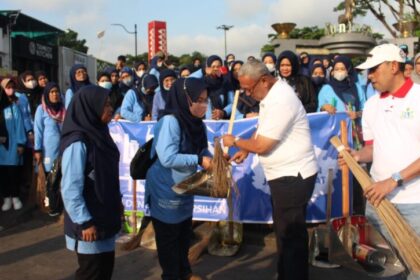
[36,163,49,213]
[330,136,420,273]
[340,120,352,254]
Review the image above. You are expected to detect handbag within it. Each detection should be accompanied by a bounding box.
[46,156,64,216]
[130,138,157,180]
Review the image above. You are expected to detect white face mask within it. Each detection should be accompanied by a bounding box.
[99,81,112,89]
[265,63,276,73]
[333,71,348,82]
[24,80,38,89]
[136,70,145,77]
[157,61,163,68]
[163,85,171,91]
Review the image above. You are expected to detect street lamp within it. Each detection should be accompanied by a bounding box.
[7,10,20,71]
[111,23,138,57]
[217,24,233,59]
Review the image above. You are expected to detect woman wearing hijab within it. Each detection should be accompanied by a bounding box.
[96,72,112,90]
[60,85,121,280]
[35,70,49,96]
[317,55,366,117]
[310,62,327,101]
[151,69,177,120]
[0,78,26,211]
[65,64,91,109]
[277,50,317,113]
[225,60,259,119]
[104,66,123,119]
[33,82,65,177]
[16,71,39,119]
[121,69,158,122]
[146,77,212,280]
[149,52,166,82]
[190,55,232,120]
[262,52,277,77]
[178,65,192,78]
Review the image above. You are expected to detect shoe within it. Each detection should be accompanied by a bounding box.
[12,197,22,210]
[2,197,12,211]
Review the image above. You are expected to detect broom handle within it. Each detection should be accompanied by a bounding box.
[132,179,137,234]
[224,90,240,154]
[340,120,350,218]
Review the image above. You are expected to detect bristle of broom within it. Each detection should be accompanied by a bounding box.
[211,138,238,198]
[330,136,420,273]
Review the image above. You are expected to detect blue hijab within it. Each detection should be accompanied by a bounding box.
[69,64,91,93]
[329,56,360,111]
[119,66,134,94]
[162,78,208,155]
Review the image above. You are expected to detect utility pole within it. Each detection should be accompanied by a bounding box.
[111,23,138,57]
[217,25,233,59]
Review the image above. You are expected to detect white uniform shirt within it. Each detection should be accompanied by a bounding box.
[256,80,318,181]
[363,79,420,203]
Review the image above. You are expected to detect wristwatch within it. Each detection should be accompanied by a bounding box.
[391,172,404,187]
[233,136,240,147]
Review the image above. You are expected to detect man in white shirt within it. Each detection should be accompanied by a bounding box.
[222,60,317,280]
[344,43,420,279]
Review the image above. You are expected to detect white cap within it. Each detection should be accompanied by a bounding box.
[356,44,406,70]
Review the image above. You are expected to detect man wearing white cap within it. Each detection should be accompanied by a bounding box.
[342,43,420,279]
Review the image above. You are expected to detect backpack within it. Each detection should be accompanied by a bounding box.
[130,138,157,180]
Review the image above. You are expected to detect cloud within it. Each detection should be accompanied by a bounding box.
[225,0,265,20]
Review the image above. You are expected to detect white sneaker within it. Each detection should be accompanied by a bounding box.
[1,197,12,211]
[12,197,22,210]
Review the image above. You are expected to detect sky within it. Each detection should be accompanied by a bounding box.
[2,0,391,63]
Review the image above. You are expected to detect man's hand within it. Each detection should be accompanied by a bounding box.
[322,104,337,115]
[338,148,360,169]
[201,156,213,171]
[245,112,258,118]
[34,152,42,165]
[364,178,397,207]
[230,150,249,164]
[82,225,97,242]
[221,134,235,148]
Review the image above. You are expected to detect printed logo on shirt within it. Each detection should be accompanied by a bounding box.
[400,107,414,119]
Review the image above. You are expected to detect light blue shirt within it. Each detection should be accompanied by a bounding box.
[121,89,145,122]
[34,105,62,172]
[152,89,165,121]
[0,104,26,166]
[317,83,366,112]
[15,92,33,133]
[145,115,200,224]
[64,88,74,109]
[61,141,115,254]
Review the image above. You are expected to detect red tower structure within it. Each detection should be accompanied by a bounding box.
[148,21,167,62]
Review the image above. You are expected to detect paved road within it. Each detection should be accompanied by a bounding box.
[0,209,398,280]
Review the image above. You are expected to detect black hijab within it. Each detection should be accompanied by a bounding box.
[159,69,177,102]
[60,85,120,204]
[137,74,158,117]
[69,64,91,93]
[0,80,13,150]
[329,56,360,111]
[16,71,40,115]
[43,82,63,112]
[203,55,227,110]
[104,66,123,111]
[161,78,208,155]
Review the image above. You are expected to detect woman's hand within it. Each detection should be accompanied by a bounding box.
[245,112,259,118]
[212,109,224,120]
[322,104,337,115]
[201,156,213,171]
[82,225,97,242]
[143,114,152,121]
[347,111,358,120]
[34,152,42,165]
[113,114,121,121]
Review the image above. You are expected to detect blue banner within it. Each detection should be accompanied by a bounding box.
[109,112,352,223]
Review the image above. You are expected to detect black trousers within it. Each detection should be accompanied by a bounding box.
[152,217,193,280]
[268,173,317,280]
[0,165,20,197]
[75,251,115,280]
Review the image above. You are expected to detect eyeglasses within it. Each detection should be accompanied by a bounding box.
[183,78,208,106]
[243,75,264,95]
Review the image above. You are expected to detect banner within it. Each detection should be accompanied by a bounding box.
[109,112,352,223]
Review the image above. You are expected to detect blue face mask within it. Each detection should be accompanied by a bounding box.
[99,81,112,89]
[122,77,133,87]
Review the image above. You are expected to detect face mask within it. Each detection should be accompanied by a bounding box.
[157,62,163,68]
[136,70,145,77]
[99,81,112,89]
[4,88,14,96]
[333,71,348,82]
[122,77,133,87]
[24,80,37,89]
[311,76,325,86]
[265,63,276,73]
[163,85,171,91]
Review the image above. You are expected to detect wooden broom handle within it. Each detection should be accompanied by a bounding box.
[340,120,350,218]
[132,179,137,233]
[224,90,240,154]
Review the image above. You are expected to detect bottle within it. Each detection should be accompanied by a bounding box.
[353,243,387,267]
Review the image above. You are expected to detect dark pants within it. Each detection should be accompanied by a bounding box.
[0,165,20,197]
[268,173,317,280]
[76,251,115,280]
[152,217,193,280]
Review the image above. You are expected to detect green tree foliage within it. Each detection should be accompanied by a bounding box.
[334,0,419,38]
[289,26,325,40]
[58,29,88,53]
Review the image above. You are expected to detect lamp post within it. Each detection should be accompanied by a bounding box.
[217,25,233,59]
[7,10,20,71]
[111,23,137,57]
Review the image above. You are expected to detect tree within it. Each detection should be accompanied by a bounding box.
[289,26,325,40]
[58,29,88,53]
[334,0,420,38]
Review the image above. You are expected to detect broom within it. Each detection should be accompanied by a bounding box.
[330,136,420,273]
[340,120,352,254]
[36,163,49,213]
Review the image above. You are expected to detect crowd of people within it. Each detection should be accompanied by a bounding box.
[1,42,420,280]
